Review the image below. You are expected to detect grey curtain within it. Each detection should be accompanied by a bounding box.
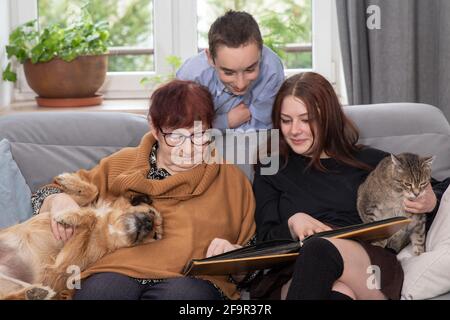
[336,0,450,120]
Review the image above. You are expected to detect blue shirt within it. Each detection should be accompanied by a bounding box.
[176,46,285,131]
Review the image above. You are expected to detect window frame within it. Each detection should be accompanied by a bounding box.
[9,0,340,102]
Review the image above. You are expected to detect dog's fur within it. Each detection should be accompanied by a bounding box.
[0,173,162,300]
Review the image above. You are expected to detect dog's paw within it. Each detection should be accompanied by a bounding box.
[25,285,56,300]
[54,210,79,227]
[54,173,81,191]
[54,173,98,206]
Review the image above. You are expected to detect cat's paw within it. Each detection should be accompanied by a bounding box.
[413,245,425,256]
[372,239,388,248]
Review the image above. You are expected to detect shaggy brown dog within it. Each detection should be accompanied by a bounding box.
[0,173,162,300]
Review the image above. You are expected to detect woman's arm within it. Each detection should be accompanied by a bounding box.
[31,186,63,215]
[253,171,292,242]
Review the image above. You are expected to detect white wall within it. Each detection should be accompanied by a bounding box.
[0,0,12,110]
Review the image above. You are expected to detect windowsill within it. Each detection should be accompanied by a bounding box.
[0,99,149,116]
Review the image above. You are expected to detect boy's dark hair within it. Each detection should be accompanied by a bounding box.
[208,10,263,59]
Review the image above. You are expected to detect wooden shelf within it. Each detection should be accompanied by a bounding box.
[0,99,149,116]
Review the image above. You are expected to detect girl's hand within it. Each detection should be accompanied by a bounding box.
[287,213,332,241]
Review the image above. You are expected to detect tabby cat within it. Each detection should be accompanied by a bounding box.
[357,153,434,255]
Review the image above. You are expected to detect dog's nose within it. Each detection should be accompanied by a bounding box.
[135,213,153,232]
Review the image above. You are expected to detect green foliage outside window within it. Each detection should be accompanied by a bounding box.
[38,0,154,72]
[36,0,312,73]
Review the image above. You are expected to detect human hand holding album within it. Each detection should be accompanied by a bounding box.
[288,213,332,241]
[206,238,247,282]
[206,238,242,258]
[184,217,410,276]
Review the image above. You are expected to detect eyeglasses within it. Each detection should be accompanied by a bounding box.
[158,127,213,147]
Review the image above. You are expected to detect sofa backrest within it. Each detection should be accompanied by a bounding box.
[0,102,449,193]
[346,103,450,180]
[0,112,149,192]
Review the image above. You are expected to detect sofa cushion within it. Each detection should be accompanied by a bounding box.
[0,139,33,228]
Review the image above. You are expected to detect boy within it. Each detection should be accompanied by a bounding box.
[176,10,284,130]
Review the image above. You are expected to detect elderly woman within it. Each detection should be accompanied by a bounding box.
[32,80,255,300]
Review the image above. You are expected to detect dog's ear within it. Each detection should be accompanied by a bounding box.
[130,194,153,206]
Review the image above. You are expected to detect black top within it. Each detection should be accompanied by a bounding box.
[253,147,450,242]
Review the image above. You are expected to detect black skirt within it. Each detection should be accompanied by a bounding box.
[248,240,404,300]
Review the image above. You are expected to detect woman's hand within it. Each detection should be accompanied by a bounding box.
[43,193,80,242]
[287,212,332,241]
[404,183,437,214]
[206,238,242,258]
[206,238,247,283]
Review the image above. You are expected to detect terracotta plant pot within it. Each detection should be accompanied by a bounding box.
[23,55,108,99]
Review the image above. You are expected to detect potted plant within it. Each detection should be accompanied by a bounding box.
[2,7,110,107]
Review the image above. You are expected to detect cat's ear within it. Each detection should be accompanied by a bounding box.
[390,154,402,168]
[422,155,436,168]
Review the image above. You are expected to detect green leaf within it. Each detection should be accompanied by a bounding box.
[140,77,150,85]
[166,55,182,70]
[5,45,18,59]
[86,32,100,42]
[2,63,17,82]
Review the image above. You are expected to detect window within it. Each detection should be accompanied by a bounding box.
[9,0,337,102]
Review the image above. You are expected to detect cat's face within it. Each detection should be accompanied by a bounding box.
[391,153,434,200]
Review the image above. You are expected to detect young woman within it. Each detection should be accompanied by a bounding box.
[251,72,448,300]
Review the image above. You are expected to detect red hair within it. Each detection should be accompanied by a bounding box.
[272,72,372,172]
[148,80,214,129]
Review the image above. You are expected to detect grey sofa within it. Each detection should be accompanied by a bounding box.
[0,102,449,299]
